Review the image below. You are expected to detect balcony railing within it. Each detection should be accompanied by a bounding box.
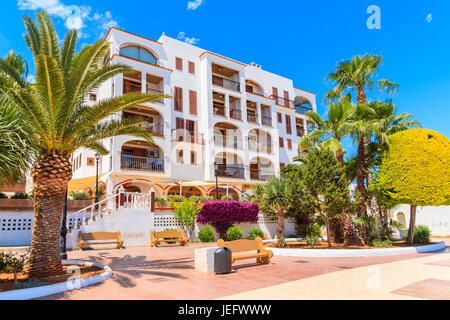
[270,95,295,109]
[121,155,164,172]
[146,86,165,103]
[123,80,141,94]
[229,108,242,120]
[213,104,226,117]
[249,142,272,154]
[171,129,204,144]
[141,123,164,136]
[261,115,272,126]
[212,75,241,91]
[296,128,305,137]
[214,135,242,149]
[247,112,258,123]
[296,105,313,114]
[250,169,275,181]
[215,164,245,179]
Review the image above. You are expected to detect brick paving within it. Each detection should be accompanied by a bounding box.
[391,279,450,300]
[36,242,445,300]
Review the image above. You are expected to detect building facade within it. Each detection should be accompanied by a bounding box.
[60,27,317,200]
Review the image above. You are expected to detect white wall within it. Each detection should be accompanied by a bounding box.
[392,205,450,236]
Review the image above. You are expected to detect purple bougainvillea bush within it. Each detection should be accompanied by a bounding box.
[196,201,259,237]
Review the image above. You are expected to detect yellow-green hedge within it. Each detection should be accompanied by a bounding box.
[377,129,450,206]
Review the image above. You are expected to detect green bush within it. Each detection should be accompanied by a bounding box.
[413,225,431,244]
[277,236,287,248]
[372,239,392,247]
[0,192,8,199]
[248,227,264,240]
[198,226,216,243]
[10,192,29,199]
[167,195,185,203]
[226,226,243,241]
[220,195,233,201]
[70,191,90,200]
[155,197,168,204]
[189,196,214,203]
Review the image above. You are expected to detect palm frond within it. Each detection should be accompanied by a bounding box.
[61,30,78,75]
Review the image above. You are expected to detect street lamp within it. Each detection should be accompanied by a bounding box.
[95,153,101,209]
[214,163,219,200]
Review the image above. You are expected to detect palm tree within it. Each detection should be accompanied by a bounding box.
[300,100,354,167]
[0,96,33,185]
[0,11,167,276]
[365,101,421,217]
[325,54,399,216]
[253,177,290,238]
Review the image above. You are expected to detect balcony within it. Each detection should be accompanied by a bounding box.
[212,75,240,92]
[229,108,242,120]
[141,123,164,136]
[296,127,305,137]
[250,170,274,181]
[249,142,272,154]
[213,103,226,117]
[123,79,141,94]
[215,164,245,179]
[121,155,164,172]
[171,129,204,145]
[261,115,272,126]
[270,95,295,109]
[146,86,165,104]
[296,105,313,115]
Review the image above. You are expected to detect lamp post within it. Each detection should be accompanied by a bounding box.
[95,153,101,209]
[60,189,68,260]
[214,163,219,201]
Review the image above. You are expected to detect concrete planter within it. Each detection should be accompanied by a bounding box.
[0,260,112,300]
[265,241,446,258]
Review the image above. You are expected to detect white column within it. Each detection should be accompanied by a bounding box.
[141,71,147,94]
[225,93,230,118]
[257,102,262,124]
[303,118,308,135]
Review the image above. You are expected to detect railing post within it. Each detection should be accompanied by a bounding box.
[150,188,155,213]
[119,186,125,208]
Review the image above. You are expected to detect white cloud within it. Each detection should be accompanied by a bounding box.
[16,0,118,37]
[426,13,432,23]
[26,75,36,83]
[187,0,204,10]
[177,31,199,45]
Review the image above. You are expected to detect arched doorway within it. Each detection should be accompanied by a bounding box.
[168,186,202,198]
[209,187,239,201]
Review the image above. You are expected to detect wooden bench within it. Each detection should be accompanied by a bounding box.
[217,237,273,264]
[78,231,123,250]
[150,230,188,247]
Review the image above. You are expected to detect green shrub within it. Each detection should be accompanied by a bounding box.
[0,192,8,199]
[220,195,233,201]
[10,192,29,199]
[0,252,30,284]
[277,236,287,248]
[372,239,392,247]
[198,226,216,243]
[167,195,185,203]
[226,226,243,241]
[413,225,431,244]
[248,227,264,240]
[70,191,90,200]
[155,197,168,204]
[189,196,214,203]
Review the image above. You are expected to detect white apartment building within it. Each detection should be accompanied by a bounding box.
[65,27,317,200]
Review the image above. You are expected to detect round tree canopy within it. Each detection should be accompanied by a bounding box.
[377,129,450,206]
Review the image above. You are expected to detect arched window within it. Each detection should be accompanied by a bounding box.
[119,45,157,65]
[397,212,406,229]
[209,188,239,201]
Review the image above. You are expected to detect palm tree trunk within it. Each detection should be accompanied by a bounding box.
[356,138,367,217]
[407,205,417,245]
[335,149,345,168]
[27,152,72,277]
[367,172,380,217]
[277,213,285,238]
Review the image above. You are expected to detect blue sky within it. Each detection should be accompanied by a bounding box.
[1,0,449,157]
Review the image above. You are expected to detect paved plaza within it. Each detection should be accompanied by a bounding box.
[37,239,450,300]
